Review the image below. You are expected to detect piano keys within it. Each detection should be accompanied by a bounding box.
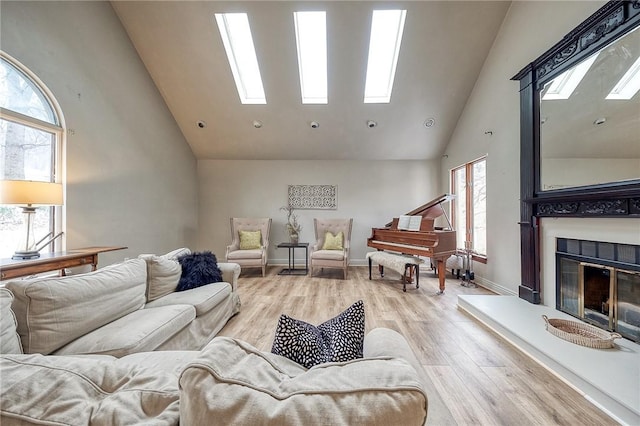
[367,194,457,294]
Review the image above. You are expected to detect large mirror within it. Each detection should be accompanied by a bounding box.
[513,1,640,305]
[539,25,640,191]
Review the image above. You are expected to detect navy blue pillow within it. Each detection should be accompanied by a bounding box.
[176,251,223,292]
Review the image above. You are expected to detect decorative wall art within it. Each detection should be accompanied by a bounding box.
[288,185,337,210]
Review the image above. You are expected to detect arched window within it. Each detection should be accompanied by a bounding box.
[0,52,64,259]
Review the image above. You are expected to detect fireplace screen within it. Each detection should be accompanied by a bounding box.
[557,239,640,342]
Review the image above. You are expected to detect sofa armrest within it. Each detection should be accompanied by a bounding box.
[363,328,422,375]
[218,262,240,291]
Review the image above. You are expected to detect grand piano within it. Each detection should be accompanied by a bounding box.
[367,194,457,293]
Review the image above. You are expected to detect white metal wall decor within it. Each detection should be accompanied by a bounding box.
[288,185,337,210]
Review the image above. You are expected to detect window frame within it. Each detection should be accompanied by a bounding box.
[450,155,487,263]
[0,52,65,256]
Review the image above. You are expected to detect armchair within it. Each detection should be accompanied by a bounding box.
[309,218,353,279]
[226,218,271,277]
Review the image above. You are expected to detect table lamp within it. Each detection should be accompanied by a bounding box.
[0,180,63,260]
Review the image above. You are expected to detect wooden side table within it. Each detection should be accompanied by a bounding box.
[277,242,309,276]
[0,246,127,281]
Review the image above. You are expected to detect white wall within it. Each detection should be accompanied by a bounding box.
[1,1,199,265]
[197,160,440,265]
[441,1,607,295]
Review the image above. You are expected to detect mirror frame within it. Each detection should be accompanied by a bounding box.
[512,1,640,304]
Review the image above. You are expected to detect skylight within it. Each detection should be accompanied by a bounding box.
[606,55,640,100]
[215,13,266,104]
[293,11,327,104]
[363,10,407,104]
[542,53,598,100]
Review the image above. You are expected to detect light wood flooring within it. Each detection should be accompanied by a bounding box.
[217,265,617,425]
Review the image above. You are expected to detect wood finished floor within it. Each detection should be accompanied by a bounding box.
[218,265,617,426]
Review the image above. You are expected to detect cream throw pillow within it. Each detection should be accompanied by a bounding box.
[239,230,262,250]
[322,231,344,250]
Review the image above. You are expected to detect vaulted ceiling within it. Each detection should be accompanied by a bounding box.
[112,1,511,161]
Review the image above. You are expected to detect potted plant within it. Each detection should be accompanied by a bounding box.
[280,205,302,243]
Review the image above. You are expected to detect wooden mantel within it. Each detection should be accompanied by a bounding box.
[0,246,127,281]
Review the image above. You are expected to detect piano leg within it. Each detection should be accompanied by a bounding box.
[436,259,446,295]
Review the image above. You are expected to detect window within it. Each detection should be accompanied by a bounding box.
[294,11,328,104]
[451,156,486,258]
[363,9,407,103]
[215,13,267,104]
[0,52,64,258]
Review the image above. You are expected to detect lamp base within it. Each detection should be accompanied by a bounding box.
[12,250,41,260]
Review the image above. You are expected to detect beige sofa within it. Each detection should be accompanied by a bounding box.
[2,249,241,357]
[1,321,428,425]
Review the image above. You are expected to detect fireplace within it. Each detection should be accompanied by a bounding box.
[556,238,640,342]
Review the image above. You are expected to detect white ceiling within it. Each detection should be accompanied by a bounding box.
[112,1,511,161]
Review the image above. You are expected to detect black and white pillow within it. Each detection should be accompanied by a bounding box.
[271,300,365,368]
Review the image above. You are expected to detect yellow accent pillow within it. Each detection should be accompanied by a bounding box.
[322,231,344,250]
[239,230,262,250]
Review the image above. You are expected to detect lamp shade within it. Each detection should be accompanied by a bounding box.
[0,180,63,206]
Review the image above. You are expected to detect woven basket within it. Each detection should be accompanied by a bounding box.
[542,315,621,349]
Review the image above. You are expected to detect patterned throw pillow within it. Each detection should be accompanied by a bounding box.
[239,230,262,250]
[176,251,223,292]
[271,300,364,369]
[322,231,344,250]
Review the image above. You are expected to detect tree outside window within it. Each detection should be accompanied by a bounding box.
[0,53,63,258]
[451,156,486,258]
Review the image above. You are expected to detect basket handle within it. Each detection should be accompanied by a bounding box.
[610,332,622,340]
[542,315,549,324]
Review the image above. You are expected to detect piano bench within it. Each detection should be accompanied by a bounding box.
[366,251,424,292]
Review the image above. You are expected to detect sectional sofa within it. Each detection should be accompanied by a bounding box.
[0,250,429,425]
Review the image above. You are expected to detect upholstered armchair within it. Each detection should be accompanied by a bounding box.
[226,218,272,277]
[309,218,353,279]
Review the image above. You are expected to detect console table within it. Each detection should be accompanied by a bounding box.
[277,242,309,276]
[0,246,127,280]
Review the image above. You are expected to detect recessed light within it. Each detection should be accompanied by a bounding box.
[253,120,263,128]
[197,120,207,128]
[310,121,320,129]
[593,117,606,125]
[424,118,435,128]
[367,120,377,128]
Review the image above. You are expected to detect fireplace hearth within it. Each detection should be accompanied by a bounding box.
[557,238,640,342]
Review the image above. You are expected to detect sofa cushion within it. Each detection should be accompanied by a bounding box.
[139,254,182,302]
[54,304,196,357]
[5,258,147,354]
[139,248,192,302]
[179,336,428,426]
[116,350,199,378]
[0,288,22,354]
[0,353,180,425]
[145,282,232,317]
[271,300,364,368]
[176,251,223,292]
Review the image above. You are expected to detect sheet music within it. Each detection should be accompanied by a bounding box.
[397,215,422,231]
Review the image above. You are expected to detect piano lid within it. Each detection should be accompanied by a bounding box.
[384,193,455,229]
